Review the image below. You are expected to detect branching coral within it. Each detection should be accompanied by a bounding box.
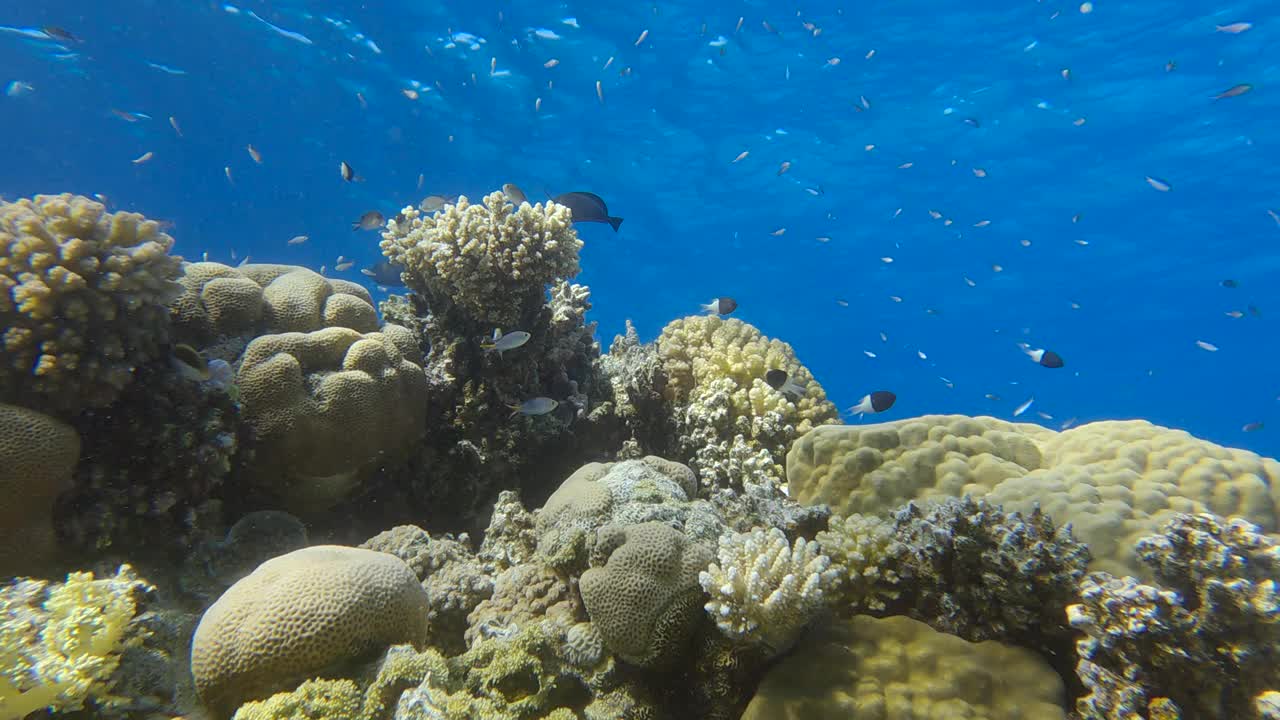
[814,512,906,614]
[0,193,184,416]
[656,315,839,490]
[1069,513,1280,720]
[0,565,152,719]
[699,527,841,654]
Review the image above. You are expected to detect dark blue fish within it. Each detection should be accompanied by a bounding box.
[552,192,623,232]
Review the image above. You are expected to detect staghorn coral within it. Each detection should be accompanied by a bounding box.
[656,315,839,490]
[579,521,712,668]
[1069,513,1280,720]
[787,414,1280,578]
[191,545,431,712]
[236,324,428,510]
[699,527,841,654]
[0,193,184,417]
[534,457,725,575]
[380,192,581,329]
[741,615,1067,719]
[0,403,79,576]
[0,565,152,719]
[56,358,247,556]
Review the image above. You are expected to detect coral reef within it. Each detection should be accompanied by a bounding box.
[0,193,184,417]
[180,510,309,604]
[0,565,152,718]
[56,358,247,556]
[787,415,1280,578]
[191,545,431,712]
[1069,513,1280,720]
[579,521,712,668]
[595,320,672,457]
[656,315,840,490]
[741,615,1068,719]
[814,512,906,613]
[236,324,428,510]
[0,403,80,576]
[699,526,841,654]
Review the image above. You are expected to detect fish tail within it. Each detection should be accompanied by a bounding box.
[351,222,361,230]
[608,216,623,231]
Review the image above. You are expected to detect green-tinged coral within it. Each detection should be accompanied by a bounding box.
[788,415,1280,578]
[699,527,841,654]
[579,522,712,668]
[0,565,152,719]
[1069,513,1280,720]
[236,324,428,510]
[0,403,79,576]
[0,193,184,417]
[656,315,840,490]
[56,358,247,556]
[741,615,1067,719]
[380,191,581,329]
[232,678,363,720]
[465,561,583,649]
[534,457,725,575]
[814,512,905,613]
[191,545,431,712]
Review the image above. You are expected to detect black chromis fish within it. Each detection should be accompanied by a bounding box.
[340,161,359,182]
[360,260,406,287]
[1018,343,1064,368]
[1243,422,1265,432]
[552,191,623,231]
[503,183,528,205]
[849,390,896,415]
[352,211,385,230]
[701,297,737,316]
[764,369,806,397]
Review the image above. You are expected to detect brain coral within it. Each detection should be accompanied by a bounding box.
[380,190,581,328]
[0,193,184,416]
[168,261,378,346]
[787,415,1280,578]
[0,403,80,575]
[236,324,428,509]
[190,545,431,712]
[579,521,713,668]
[656,315,840,489]
[741,615,1067,720]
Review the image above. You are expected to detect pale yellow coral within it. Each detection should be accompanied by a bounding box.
[656,315,840,488]
[741,615,1067,719]
[0,193,184,415]
[0,403,80,576]
[235,325,428,509]
[380,191,581,328]
[787,415,1280,578]
[0,565,152,719]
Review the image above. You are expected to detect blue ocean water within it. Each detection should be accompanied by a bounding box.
[3,0,1277,456]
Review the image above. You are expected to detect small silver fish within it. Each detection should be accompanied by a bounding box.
[352,211,385,230]
[5,80,34,97]
[287,235,309,245]
[510,397,558,416]
[503,183,528,205]
[1013,396,1035,417]
[483,329,531,354]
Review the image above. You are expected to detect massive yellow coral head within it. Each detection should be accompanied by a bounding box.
[379,190,581,327]
[0,193,183,416]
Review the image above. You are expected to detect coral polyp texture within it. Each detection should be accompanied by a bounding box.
[190,545,431,713]
[235,324,428,509]
[380,191,582,328]
[1069,513,1280,720]
[655,315,840,489]
[0,403,80,576]
[699,526,841,654]
[0,565,152,719]
[787,414,1280,578]
[0,193,184,416]
[741,615,1068,720]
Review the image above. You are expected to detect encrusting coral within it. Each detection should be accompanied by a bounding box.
[0,193,184,417]
[235,324,428,510]
[0,565,152,719]
[190,545,431,712]
[699,526,841,654]
[741,615,1068,719]
[787,414,1280,578]
[1069,513,1280,720]
[656,315,840,490]
[0,403,80,576]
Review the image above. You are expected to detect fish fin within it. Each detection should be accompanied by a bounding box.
[351,222,361,230]
[608,216,623,231]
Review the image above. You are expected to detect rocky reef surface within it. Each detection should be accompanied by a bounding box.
[3,192,1280,720]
